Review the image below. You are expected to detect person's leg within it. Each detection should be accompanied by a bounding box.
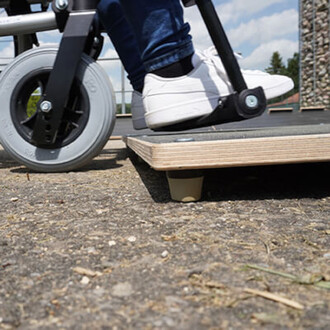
[120,0,194,73]
[97,0,147,128]
[97,0,146,92]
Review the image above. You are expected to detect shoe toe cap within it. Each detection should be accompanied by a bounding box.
[245,74,294,100]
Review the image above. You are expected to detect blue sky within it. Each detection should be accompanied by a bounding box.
[0,0,299,92]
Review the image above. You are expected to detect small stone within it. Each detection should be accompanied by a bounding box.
[163,317,175,327]
[87,247,97,254]
[153,320,163,327]
[127,236,136,243]
[73,266,102,277]
[323,253,330,259]
[101,260,114,268]
[81,276,90,285]
[112,282,133,297]
[10,197,18,202]
[25,279,34,287]
[30,273,41,278]
[161,250,169,258]
[108,240,116,247]
[93,287,106,297]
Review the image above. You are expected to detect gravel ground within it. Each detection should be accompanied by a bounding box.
[0,140,329,329]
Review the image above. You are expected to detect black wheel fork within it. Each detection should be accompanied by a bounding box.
[31,0,101,146]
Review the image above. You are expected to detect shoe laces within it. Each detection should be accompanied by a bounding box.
[195,46,227,77]
[196,46,266,76]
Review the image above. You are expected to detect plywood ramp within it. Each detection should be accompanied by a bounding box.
[124,125,330,171]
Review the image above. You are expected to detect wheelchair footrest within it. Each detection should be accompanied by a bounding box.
[153,87,267,132]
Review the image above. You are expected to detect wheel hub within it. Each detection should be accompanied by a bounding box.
[10,68,90,148]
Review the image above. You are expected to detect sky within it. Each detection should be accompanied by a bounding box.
[185,0,299,69]
[0,0,299,95]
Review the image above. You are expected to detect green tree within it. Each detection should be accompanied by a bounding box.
[284,52,299,93]
[266,51,286,75]
[266,51,300,104]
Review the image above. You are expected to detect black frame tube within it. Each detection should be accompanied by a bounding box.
[195,0,247,92]
[73,0,100,10]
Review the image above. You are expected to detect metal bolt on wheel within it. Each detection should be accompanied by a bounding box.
[40,101,53,113]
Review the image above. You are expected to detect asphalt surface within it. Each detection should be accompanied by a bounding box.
[1,129,329,329]
[1,109,329,329]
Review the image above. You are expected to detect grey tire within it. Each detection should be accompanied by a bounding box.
[0,47,116,172]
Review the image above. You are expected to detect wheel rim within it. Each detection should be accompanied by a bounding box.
[10,68,90,148]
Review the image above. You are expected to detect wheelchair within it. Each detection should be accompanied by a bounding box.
[0,0,266,172]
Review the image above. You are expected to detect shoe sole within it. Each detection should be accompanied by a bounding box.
[145,94,220,129]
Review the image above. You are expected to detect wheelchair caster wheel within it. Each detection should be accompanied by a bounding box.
[0,47,116,172]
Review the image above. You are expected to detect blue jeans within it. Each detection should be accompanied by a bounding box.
[97,0,146,91]
[98,0,194,87]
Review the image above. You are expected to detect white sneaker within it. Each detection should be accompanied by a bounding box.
[143,47,294,129]
[131,91,147,130]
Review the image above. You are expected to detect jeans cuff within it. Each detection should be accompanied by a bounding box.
[144,42,194,72]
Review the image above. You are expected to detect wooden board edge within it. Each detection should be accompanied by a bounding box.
[126,133,330,171]
[125,137,155,166]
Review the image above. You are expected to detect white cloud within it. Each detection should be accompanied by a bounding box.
[97,47,127,94]
[183,1,299,73]
[184,0,288,30]
[184,0,295,53]
[99,47,119,65]
[37,42,60,48]
[185,6,212,49]
[216,0,287,24]
[239,39,298,70]
[228,9,298,48]
[0,44,14,58]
